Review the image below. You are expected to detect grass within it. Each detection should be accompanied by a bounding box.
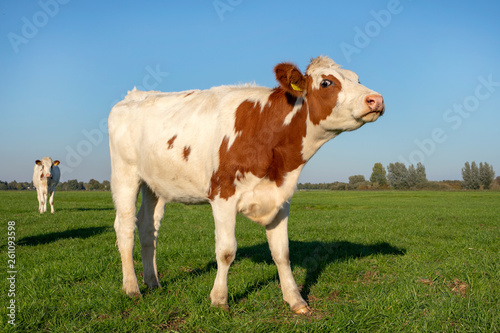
[0,190,498,332]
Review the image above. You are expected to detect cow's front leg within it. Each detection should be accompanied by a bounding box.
[209,199,237,309]
[266,202,310,314]
[48,190,56,213]
[36,190,44,213]
[41,191,47,214]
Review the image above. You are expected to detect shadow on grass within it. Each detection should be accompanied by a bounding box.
[168,240,405,306]
[17,226,112,246]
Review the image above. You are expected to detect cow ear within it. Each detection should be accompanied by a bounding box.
[53,160,60,166]
[274,63,307,97]
[35,160,42,165]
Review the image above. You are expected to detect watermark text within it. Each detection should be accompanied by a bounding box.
[399,74,500,165]
[7,0,71,54]
[7,221,17,326]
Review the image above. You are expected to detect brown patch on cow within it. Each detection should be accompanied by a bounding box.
[183,146,191,161]
[167,135,177,149]
[184,91,194,98]
[208,89,307,200]
[307,74,342,125]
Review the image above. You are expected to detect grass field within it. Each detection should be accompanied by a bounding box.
[0,190,498,332]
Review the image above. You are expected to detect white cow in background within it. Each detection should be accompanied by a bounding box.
[33,157,61,214]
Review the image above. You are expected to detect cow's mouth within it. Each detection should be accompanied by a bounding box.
[360,109,384,122]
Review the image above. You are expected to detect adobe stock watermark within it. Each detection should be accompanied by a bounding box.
[213,0,243,21]
[7,221,17,326]
[340,0,411,64]
[7,0,71,54]
[399,74,500,165]
[59,65,169,177]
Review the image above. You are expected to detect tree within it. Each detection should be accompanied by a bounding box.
[66,179,79,191]
[370,163,387,186]
[471,162,480,189]
[415,162,427,186]
[462,161,481,189]
[101,180,111,191]
[387,162,408,189]
[349,175,365,187]
[417,162,428,184]
[479,162,495,189]
[87,179,101,191]
[65,179,85,191]
[407,164,417,188]
[462,162,473,189]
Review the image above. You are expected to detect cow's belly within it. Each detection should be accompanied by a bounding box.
[137,156,212,204]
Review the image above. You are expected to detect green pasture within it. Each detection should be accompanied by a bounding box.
[0,190,498,332]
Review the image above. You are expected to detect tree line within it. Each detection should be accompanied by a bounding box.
[298,161,498,191]
[0,179,110,191]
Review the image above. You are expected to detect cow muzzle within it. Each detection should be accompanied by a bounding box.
[360,94,385,122]
[366,95,384,113]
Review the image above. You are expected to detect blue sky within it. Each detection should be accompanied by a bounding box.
[1,0,499,183]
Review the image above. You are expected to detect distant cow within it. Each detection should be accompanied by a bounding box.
[109,56,384,314]
[33,157,60,214]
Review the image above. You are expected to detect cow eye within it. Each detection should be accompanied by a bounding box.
[320,80,333,88]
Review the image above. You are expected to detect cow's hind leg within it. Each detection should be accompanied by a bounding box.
[209,199,237,309]
[266,202,310,314]
[137,184,165,289]
[112,171,141,296]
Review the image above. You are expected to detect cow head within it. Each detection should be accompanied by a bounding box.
[35,158,60,179]
[274,56,384,132]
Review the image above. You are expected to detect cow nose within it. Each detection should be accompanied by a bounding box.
[365,94,385,112]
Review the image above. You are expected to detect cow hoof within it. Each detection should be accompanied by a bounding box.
[212,303,230,312]
[123,287,141,298]
[126,290,141,297]
[293,305,312,315]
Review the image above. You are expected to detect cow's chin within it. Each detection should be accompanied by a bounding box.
[360,111,382,123]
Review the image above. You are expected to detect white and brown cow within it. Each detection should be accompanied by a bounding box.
[33,157,61,214]
[109,56,384,314]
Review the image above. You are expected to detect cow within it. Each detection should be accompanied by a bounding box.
[32,157,61,214]
[108,56,384,314]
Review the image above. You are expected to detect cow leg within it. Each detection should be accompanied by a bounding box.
[136,184,165,289]
[209,199,237,308]
[266,202,310,314]
[41,190,47,214]
[49,189,56,213]
[112,174,141,296]
[36,190,44,214]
